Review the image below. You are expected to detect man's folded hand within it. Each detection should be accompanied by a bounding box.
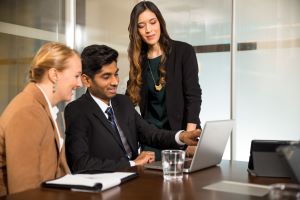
[133,151,155,165]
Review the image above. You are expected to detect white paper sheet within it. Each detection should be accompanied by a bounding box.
[203,180,270,197]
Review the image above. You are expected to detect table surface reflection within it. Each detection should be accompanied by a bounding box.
[0,160,293,200]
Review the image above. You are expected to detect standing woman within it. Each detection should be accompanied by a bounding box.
[127,1,202,160]
[0,42,82,195]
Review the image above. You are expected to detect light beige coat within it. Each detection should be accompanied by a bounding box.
[0,83,69,196]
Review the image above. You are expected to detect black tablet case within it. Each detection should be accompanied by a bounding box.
[248,140,292,177]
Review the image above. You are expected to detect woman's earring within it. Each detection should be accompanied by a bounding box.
[52,81,57,93]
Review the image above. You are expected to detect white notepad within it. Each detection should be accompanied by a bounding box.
[43,172,138,192]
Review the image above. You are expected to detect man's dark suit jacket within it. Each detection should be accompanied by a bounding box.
[64,91,181,173]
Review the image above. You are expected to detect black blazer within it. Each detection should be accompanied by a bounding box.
[64,92,180,173]
[139,40,202,130]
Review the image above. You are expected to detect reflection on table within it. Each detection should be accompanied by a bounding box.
[0,160,293,200]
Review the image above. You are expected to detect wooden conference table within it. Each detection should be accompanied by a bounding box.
[0,160,293,200]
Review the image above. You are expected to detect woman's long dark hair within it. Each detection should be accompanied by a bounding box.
[127,1,171,105]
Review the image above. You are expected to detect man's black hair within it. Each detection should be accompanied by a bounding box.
[81,45,118,78]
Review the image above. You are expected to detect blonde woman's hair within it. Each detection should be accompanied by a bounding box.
[29,42,78,83]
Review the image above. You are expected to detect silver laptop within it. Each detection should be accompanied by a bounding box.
[144,120,234,173]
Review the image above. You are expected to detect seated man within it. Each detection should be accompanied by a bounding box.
[64,44,200,173]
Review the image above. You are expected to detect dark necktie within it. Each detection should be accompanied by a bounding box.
[105,107,132,158]
[105,107,119,136]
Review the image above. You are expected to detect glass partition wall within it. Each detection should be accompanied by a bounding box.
[0,0,66,112]
[151,0,300,161]
[1,0,299,161]
[234,0,300,161]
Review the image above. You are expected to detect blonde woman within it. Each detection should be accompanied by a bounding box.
[0,42,82,195]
